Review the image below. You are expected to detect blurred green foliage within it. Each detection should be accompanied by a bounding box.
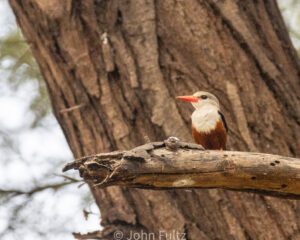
[0,30,50,128]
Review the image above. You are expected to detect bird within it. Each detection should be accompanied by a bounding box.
[176,91,228,150]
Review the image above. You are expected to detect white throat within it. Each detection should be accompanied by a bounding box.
[191,104,220,133]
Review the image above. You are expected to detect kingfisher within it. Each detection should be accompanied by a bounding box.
[177,91,228,150]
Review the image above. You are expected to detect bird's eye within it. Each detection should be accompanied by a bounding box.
[200,95,208,100]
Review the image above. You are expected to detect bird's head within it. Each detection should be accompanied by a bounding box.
[176,91,220,109]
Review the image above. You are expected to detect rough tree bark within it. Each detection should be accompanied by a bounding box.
[10,0,300,239]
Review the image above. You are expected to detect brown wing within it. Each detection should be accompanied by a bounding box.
[192,121,227,150]
[218,111,228,132]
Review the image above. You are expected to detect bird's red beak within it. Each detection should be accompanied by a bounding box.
[176,96,198,103]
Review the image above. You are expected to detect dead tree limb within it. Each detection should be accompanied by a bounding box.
[63,138,300,199]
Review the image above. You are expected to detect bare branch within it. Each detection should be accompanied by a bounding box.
[63,139,300,199]
[0,181,77,198]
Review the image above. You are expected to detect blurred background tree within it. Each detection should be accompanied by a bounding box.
[0,0,299,239]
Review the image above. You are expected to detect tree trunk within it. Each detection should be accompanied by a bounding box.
[10,0,300,239]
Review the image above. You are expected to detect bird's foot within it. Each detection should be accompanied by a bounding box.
[182,142,205,150]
